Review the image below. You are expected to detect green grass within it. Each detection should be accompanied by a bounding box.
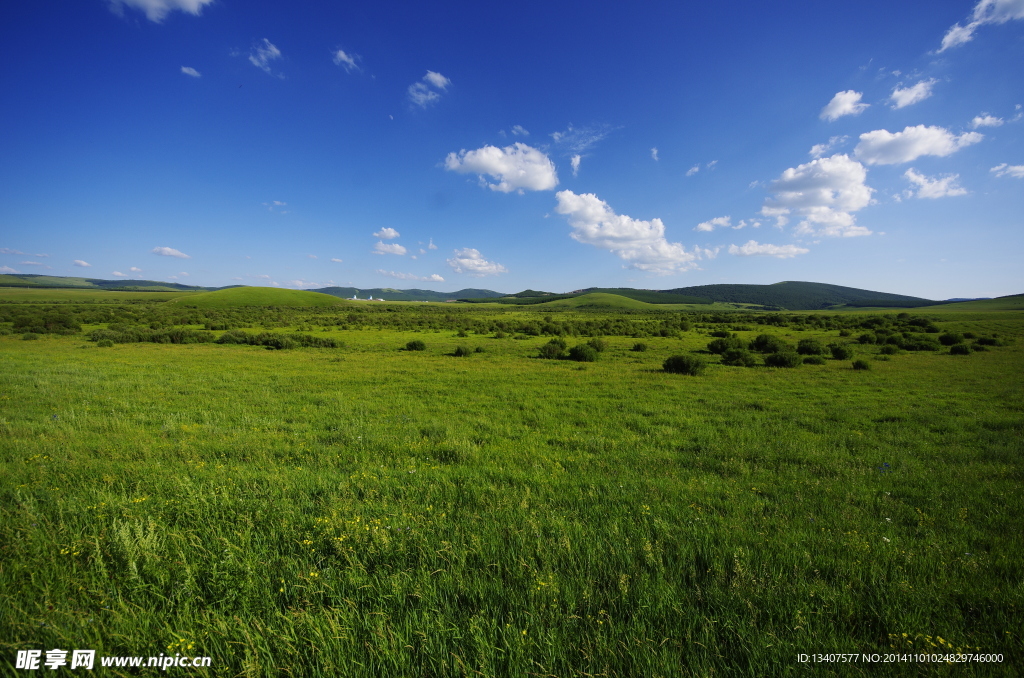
[168,286,350,308]
[1,308,1022,676]
[0,288,199,302]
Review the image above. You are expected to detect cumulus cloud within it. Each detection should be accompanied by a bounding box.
[408,71,450,108]
[820,90,869,121]
[108,0,213,22]
[113,271,127,277]
[444,142,558,193]
[330,258,344,263]
[73,260,91,267]
[373,227,400,239]
[446,248,507,277]
[728,240,810,258]
[130,266,142,272]
[695,216,732,232]
[377,270,445,282]
[810,135,849,158]
[940,0,1024,51]
[971,114,1004,128]
[0,266,18,274]
[991,163,1024,178]
[570,155,581,177]
[854,125,983,165]
[903,168,968,198]
[651,147,659,161]
[152,246,190,258]
[427,238,438,250]
[890,79,938,109]
[181,66,201,78]
[511,125,529,136]
[249,39,282,76]
[762,154,874,237]
[332,48,360,72]
[373,241,407,256]
[554,190,707,274]
[307,254,318,259]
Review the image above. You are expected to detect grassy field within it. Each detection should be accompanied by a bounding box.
[1,301,1021,676]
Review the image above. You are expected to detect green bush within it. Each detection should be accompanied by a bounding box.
[802,356,826,365]
[538,339,566,359]
[939,332,965,346]
[453,345,471,357]
[21,332,40,341]
[796,338,824,355]
[838,329,852,337]
[721,348,758,367]
[96,339,114,347]
[878,344,899,355]
[587,338,609,353]
[568,345,599,362]
[852,359,871,370]
[764,352,801,368]
[631,342,649,352]
[750,334,789,354]
[707,337,744,354]
[406,340,426,351]
[857,333,876,344]
[474,346,484,353]
[829,344,854,360]
[949,344,971,355]
[709,330,731,338]
[900,336,941,351]
[975,337,1003,346]
[663,354,706,375]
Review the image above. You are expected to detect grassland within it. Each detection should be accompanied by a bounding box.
[1,299,1021,676]
[168,287,349,308]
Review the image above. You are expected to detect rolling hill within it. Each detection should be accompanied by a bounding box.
[314,287,504,302]
[661,281,934,310]
[0,273,228,292]
[168,287,348,308]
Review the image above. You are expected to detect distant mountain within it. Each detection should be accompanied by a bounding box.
[313,286,504,302]
[0,273,233,292]
[661,281,935,311]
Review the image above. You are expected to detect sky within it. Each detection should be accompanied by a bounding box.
[1,0,1023,299]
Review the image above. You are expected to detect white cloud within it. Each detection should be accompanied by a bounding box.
[890,79,938,109]
[113,271,127,277]
[0,248,24,255]
[686,165,700,176]
[762,154,874,237]
[446,248,507,277]
[373,241,407,256]
[810,135,849,158]
[728,240,809,258]
[511,125,529,136]
[377,270,445,282]
[570,155,581,177]
[20,261,45,266]
[249,39,282,76]
[408,71,450,108]
[0,266,19,274]
[332,49,360,72]
[73,260,91,267]
[178,272,189,276]
[373,227,400,239]
[903,168,968,198]
[820,90,869,121]
[651,147,659,161]
[307,254,318,259]
[130,266,142,272]
[108,0,213,23]
[152,246,190,258]
[940,0,1024,51]
[971,114,1004,128]
[706,160,717,169]
[427,238,438,250]
[550,124,612,155]
[330,258,344,263]
[854,125,983,165]
[35,253,49,257]
[695,216,732,232]
[181,66,201,78]
[554,190,705,274]
[991,163,1024,178]
[444,142,558,193]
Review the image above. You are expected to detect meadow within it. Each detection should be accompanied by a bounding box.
[1,292,1021,676]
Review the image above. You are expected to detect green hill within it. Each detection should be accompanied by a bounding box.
[918,294,1024,311]
[662,281,932,310]
[315,287,504,302]
[534,293,660,310]
[0,273,226,292]
[169,287,348,308]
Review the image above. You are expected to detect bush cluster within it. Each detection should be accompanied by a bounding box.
[663,355,705,375]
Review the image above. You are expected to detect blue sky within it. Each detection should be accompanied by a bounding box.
[2,0,1022,298]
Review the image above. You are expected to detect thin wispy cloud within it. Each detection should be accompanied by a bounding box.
[181,66,201,78]
[108,0,214,23]
[991,163,1024,178]
[332,48,360,72]
[0,248,25,255]
[651,147,659,161]
[377,270,445,282]
[73,260,92,267]
[152,246,190,258]
[0,266,19,274]
[890,79,938,109]
[408,71,451,108]
[728,240,809,258]
[249,39,282,77]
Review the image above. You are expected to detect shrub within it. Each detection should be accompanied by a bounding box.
[857,333,876,344]
[721,348,758,367]
[975,336,1003,346]
[21,332,40,341]
[803,356,826,365]
[709,330,731,338]
[406,340,426,351]
[900,336,941,351]
[949,344,971,355]
[259,334,296,350]
[750,334,789,354]
[829,343,854,360]
[217,329,250,345]
[96,339,114,348]
[878,344,899,355]
[456,329,468,337]
[970,343,988,352]
[474,346,484,353]
[631,342,649,352]
[963,332,977,339]
[939,332,965,346]
[764,351,801,368]
[852,359,871,370]
[568,345,599,362]
[587,338,609,352]
[839,329,852,337]
[494,331,507,339]
[537,342,564,359]
[707,337,744,354]
[453,345,471,357]
[796,338,824,355]
[663,354,706,375]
